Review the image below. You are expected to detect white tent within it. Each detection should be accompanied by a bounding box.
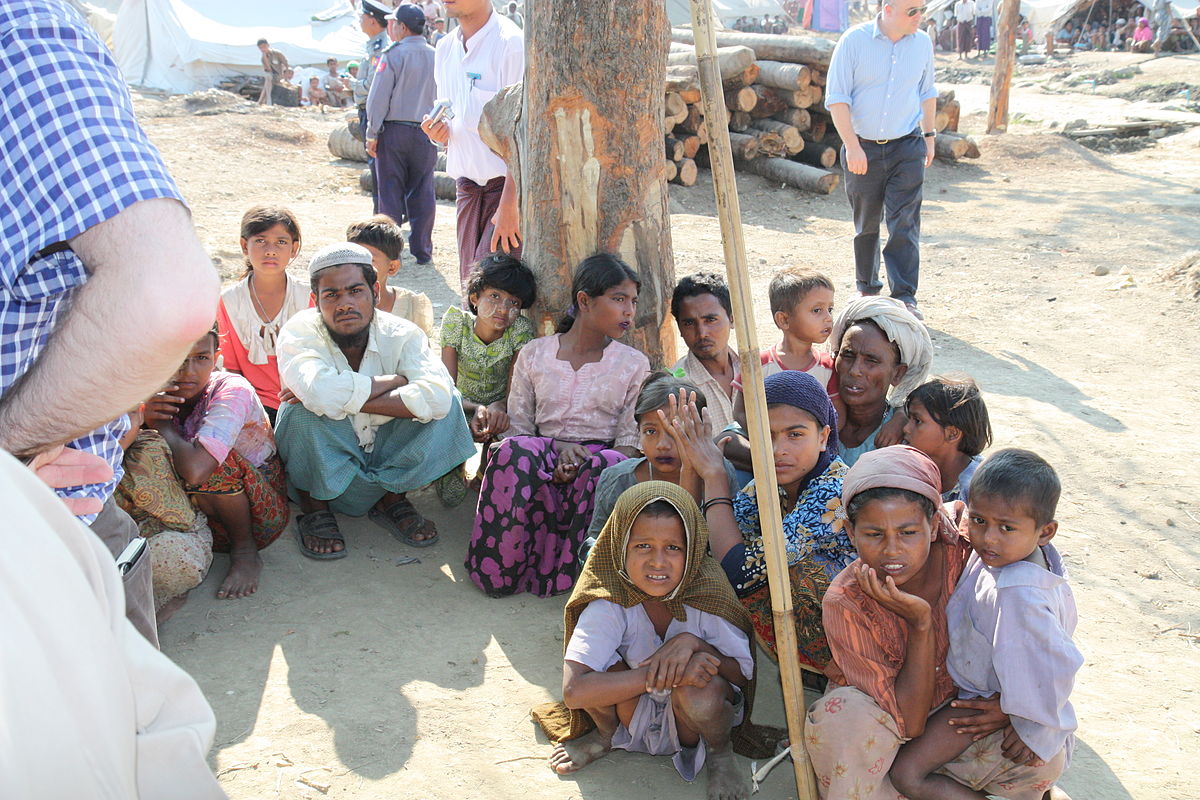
[113,0,368,93]
[665,0,790,26]
[927,0,1198,36]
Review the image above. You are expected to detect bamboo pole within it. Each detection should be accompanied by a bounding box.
[687,2,819,799]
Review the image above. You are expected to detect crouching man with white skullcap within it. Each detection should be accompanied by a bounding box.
[274,243,474,559]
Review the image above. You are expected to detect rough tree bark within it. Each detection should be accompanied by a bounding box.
[480,0,676,365]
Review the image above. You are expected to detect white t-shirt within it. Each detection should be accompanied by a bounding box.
[955,0,976,22]
[433,11,524,184]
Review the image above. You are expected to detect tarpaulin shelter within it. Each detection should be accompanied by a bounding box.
[666,0,790,26]
[924,0,1197,36]
[113,0,367,93]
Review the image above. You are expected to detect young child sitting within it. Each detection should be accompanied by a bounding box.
[216,205,310,424]
[306,77,329,107]
[346,215,434,338]
[889,449,1082,800]
[724,268,837,477]
[545,481,753,800]
[902,375,993,503]
[143,327,288,602]
[436,253,536,504]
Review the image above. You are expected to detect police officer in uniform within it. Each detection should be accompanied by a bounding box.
[365,5,437,265]
[352,0,392,212]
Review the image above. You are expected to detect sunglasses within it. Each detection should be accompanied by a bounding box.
[905,5,928,15]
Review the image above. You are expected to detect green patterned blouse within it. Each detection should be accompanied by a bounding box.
[440,305,535,406]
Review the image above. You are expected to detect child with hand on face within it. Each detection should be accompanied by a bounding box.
[346,215,434,337]
[543,481,755,800]
[889,449,1082,800]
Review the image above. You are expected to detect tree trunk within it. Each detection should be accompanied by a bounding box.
[482,0,676,364]
[671,28,836,67]
[771,107,812,131]
[987,0,1022,132]
[670,158,698,186]
[665,135,685,161]
[728,110,753,132]
[728,132,761,159]
[328,125,367,162]
[794,139,837,168]
[736,156,839,194]
[934,134,970,160]
[725,86,759,113]
[666,45,757,83]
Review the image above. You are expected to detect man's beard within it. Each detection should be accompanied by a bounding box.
[324,309,373,351]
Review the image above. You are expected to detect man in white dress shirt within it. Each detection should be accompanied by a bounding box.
[274,244,474,558]
[419,0,524,286]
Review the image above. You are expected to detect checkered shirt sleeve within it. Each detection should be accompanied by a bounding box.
[0,0,184,520]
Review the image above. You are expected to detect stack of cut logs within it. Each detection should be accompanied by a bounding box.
[662,29,979,194]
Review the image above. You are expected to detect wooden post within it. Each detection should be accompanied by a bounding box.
[480,0,676,364]
[987,0,1022,132]
[687,1,819,799]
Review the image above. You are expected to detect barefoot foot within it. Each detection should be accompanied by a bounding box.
[156,591,190,624]
[217,550,262,599]
[548,730,612,775]
[706,744,747,800]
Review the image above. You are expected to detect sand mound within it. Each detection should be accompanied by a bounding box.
[246,121,316,146]
[975,133,1112,170]
[1160,250,1200,299]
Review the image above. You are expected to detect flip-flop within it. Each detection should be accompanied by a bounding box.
[295,510,347,560]
[369,498,439,547]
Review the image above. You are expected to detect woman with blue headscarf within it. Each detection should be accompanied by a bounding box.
[661,370,851,671]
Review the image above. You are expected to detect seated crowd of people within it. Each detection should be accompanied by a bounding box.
[116,204,1081,799]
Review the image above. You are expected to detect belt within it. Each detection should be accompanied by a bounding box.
[383,120,422,127]
[859,131,919,145]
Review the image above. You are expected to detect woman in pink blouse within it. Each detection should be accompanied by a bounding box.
[465,255,650,597]
[143,327,288,602]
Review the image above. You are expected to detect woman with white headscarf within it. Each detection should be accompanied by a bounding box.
[829,296,933,466]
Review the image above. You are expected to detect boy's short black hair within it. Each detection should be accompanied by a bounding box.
[969,448,1061,526]
[464,252,537,314]
[907,375,993,457]
[671,272,732,319]
[346,215,405,261]
[256,38,269,46]
[769,268,833,316]
[846,487,936,524]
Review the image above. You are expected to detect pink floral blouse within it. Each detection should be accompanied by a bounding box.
[180,371,276,468]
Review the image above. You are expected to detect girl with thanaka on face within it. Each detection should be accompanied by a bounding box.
[142,327,287,605]
[804,446,1067,799]
[464,254,650,598]
[216,206,310,425]
[666,371,851,670]
[830,295,933,465]
[543,481,754,800]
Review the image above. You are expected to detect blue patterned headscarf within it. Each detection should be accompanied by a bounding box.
[763,370,840,483]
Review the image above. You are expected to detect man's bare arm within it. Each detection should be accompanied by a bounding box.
[0,198,219,458]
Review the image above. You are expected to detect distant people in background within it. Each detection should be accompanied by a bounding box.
[352,0,393,212]
[323,57,351,106]
[306,76,329,107]
[954,0,976,58]
[1018,16,1034,52]
[257,37,288,105]
[347,60,360,79]
[974,0,993,53]
[1111,17,1130,48]
[504,1,524,28]
[1151,0,1172,54]
[1128,17,1153,51]
[430,17,447,44]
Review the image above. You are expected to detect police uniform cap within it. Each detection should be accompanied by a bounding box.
[388,4,427,32]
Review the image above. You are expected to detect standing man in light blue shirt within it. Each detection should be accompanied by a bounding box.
[353,0,394,213]
[826,0,938,319]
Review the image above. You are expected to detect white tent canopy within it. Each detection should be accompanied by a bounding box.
[927,0,1198,36]
[666,0,790,26]
[114,0,368,93]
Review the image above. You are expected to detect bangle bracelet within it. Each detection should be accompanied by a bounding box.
[701,497,735,513]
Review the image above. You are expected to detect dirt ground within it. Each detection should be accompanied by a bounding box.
[137,46,1200,800]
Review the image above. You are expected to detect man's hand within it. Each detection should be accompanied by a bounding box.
[844,141,869,175]
[489,193,521,253]
[925,135,936,167]
[365,138,378,158]
[278,386,300,406]
[420,115,449,146]
[948,694,1010,740]
[28,446,114,516]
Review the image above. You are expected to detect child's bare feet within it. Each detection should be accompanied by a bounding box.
[217,549,262,599]
[156,591,190,624]
[706,744,747,800]
[548,730,612,774]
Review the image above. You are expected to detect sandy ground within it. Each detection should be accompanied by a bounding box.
[136,47,1200,800]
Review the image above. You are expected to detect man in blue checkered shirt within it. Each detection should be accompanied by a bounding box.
[0,0,219,645]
